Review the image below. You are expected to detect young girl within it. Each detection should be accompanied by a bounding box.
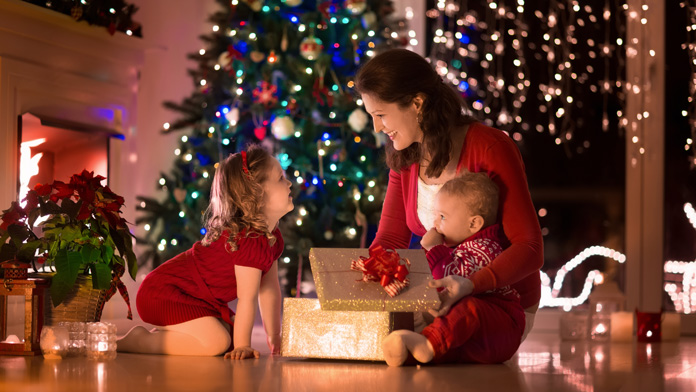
[118,145,293,358]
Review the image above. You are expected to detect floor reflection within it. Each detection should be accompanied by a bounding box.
[1,332,695,392]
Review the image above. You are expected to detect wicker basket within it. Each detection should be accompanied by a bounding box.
[40,274,109,325]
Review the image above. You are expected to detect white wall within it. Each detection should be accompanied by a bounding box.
[128,0,219,235]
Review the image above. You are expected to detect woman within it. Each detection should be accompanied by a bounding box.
[355,49,543,365]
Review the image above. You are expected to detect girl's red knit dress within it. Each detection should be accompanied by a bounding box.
[136,227,284,328]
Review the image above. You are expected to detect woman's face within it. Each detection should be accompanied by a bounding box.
[361,93,423,151]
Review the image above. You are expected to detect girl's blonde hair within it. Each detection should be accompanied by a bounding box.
[202,145,276,251]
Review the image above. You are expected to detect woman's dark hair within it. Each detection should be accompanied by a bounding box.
[354,49,477,177]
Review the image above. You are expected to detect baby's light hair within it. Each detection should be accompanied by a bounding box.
[439,171,499,227]
[202,144,276,251]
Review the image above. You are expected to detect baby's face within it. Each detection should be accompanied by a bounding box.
[432,192,476,246]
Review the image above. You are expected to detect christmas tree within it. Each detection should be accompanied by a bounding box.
[136,0,407,296]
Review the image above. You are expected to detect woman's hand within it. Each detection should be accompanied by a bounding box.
[420,228,444,251]
[224,346,260,360]
[267,333,281,355]
[427,275,474,317]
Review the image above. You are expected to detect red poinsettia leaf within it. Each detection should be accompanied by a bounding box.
[78,187,96,205]
[76,202,91,220]
[53,181,74,199]
[34,183,52,196]
[22,191,40,213]
[0,202,25,230]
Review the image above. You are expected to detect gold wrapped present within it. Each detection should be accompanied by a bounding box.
[309,248,440,312]
[281,298,413,361]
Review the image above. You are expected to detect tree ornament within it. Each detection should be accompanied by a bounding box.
[250,51,266,63]
[344,0,366,15]
[226,107,240,125]
[280,27,289,52]
[361,11,377,29]
[243,0,263,12]
[71,5,83,20]
[285,0,302,7]
[271,116,295,140]
[253,81,278,107]
[173,188,187,203]
[348,108,369,132]
[300,36,323,61]
[254,126,267,140]
[219,45,242,70]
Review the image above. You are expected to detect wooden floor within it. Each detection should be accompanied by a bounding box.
[2,328,696,392]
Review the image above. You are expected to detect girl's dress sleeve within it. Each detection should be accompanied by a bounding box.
[233,233,275,273]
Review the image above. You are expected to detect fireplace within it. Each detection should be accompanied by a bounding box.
[0,0,146,221]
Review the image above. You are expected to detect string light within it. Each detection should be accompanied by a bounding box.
[685,1,696,168]
[426,0,625,150]
[539,246,626,309]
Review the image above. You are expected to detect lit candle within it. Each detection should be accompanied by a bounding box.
[610,311,633,342]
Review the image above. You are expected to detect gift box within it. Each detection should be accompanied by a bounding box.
[309,248,440,312]
[281,298,413,361]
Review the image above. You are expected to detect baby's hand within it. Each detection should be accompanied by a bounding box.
[420,228,444,251]
[427,275,474,317]
[224,346,260,360]
[267,333,281,355]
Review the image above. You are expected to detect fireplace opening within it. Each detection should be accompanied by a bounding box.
[18,113,116,203]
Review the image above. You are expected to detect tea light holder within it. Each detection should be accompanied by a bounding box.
[39,325,70,359]
[86,322,117,360]
[636,310,662,343]
[559,310,589,340]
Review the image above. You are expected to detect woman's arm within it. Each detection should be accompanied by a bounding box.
[231,264,262,357]
[258,260,281,354]
[469,137,544,308]
[371,169,413,250]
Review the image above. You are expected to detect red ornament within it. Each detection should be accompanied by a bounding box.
[312,78,334,107]
[252,81,278,107]
[254,126,267,140]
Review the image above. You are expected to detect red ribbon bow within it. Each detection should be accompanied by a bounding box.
[351,245,410,297]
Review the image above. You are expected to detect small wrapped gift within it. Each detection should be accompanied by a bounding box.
[281,298,413,361]
[309,248,440,312]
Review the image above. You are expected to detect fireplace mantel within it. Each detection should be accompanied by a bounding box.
[0,0,152,219]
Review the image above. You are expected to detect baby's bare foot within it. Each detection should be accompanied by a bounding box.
[382,330,435,366]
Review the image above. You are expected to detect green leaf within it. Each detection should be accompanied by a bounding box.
[81,244,100,264]
[101,245,114,264]
[58,225,81,243]
[42,200,63,215]
[0,242,18,262]
[61,198,82,220]
[50,249,82,306]
[7,224,32,244]
[91,263,112,290]
[16,240,42,262]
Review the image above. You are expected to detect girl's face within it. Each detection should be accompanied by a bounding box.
[262,158,294,226]
[361,93,423,151]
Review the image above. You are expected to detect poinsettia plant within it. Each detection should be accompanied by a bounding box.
[0,170,137,311]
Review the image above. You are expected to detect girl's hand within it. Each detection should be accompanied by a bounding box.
[224,346,260,360]
[427,275,474,317]
[421,228,444,251]
[267,333,281,355]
